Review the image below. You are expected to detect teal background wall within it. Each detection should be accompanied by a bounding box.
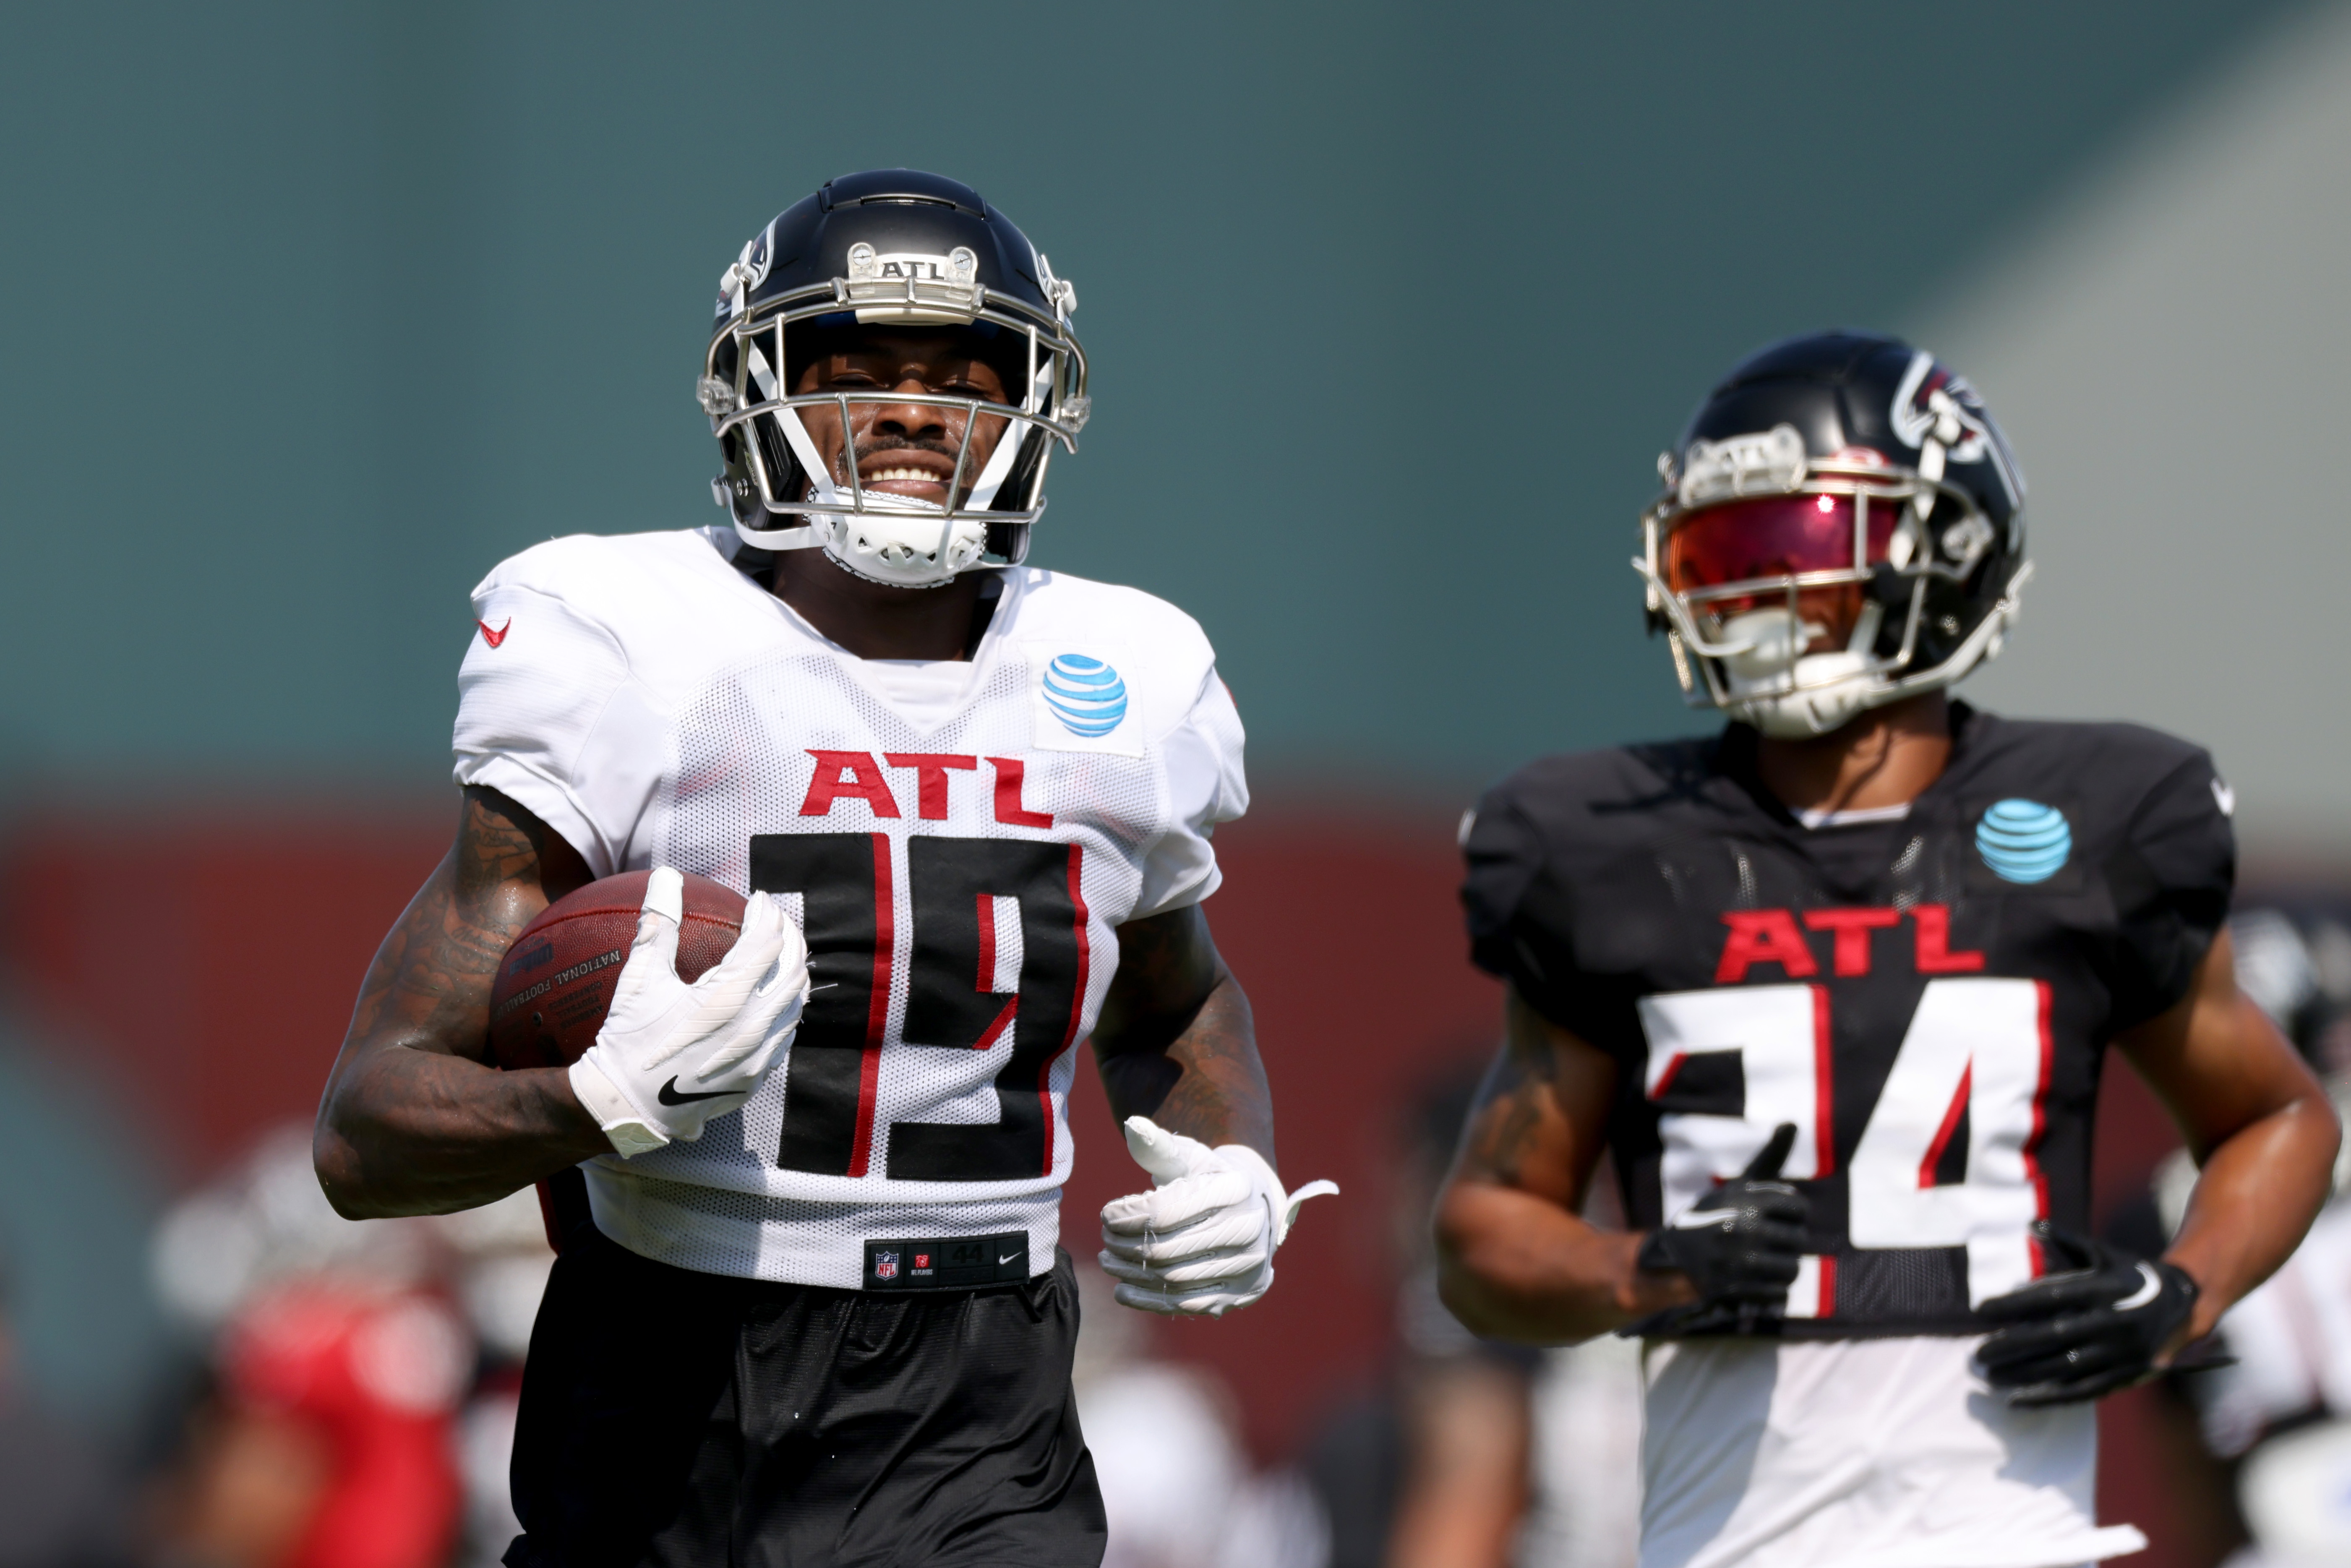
[4,0,2343,1444]
[0,0,2313,790]
[0,1027,166,1430]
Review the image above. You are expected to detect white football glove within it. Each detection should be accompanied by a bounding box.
[1099,1115,1338,1317]
[567,868,807,1157]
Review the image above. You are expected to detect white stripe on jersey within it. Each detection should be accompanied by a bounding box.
[1639,1336,2146,1568]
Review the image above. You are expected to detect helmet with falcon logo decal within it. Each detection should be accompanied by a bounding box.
[698,169,1090,587]
[1634,331,2032,737]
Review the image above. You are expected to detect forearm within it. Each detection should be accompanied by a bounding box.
[2116,952,2345,1344]
[1091,905,1277,1164]
[316,1049,611,1218]
[2165,1089,2341,1338]
[1094,976,1276,1163]
[1434,1180,1689,1343]
[1383,1359,1531,1568]
[314,788,603,1218]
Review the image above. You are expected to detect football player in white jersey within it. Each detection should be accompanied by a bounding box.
[314,170,1330,1568]
[1433,332,2341,1568]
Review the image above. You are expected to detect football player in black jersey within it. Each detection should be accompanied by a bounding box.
[1434,332,2341,1567]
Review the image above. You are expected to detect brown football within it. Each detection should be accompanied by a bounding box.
[487,870,746,1071]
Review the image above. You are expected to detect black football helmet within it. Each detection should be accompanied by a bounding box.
[698,170,1088,586]
[1635,331,2031,736]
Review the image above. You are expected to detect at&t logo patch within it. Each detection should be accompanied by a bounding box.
[1975,799,2072,884]
[1027,645,1143,757]
[1044,655,1126,736]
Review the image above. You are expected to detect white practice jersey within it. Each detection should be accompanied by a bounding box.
[452,527,1247,1288]
[1639,1337,2146,1568]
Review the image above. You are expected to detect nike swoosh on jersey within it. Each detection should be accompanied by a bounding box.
[478,618,511,648]
[658,1076,737,1106]
[999,1253,1020,1265]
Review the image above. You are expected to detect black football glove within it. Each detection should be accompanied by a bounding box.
[1621,1123,1809,1338]
[1975,1224,2202,1407]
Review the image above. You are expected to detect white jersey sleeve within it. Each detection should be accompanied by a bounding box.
[443,535,1258,1288]
[451,550,674,878]
[1130,669,1248,920]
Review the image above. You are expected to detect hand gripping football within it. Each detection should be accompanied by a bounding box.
[488,871,748,1070]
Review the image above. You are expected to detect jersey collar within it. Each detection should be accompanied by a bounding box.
[1712,699,1989,832]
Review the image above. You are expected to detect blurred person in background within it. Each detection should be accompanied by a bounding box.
[1068,1256,1246,1568]
[0,1240,125,1568]
[1295,1070,1643,1568]
[1438,331,2340,1568]
[1515,1321,1642,1568]
[430,1191,553,1568]
[1308,1071,1537,1568]
[150,1283,466,1568]
[1068,1261,1325,1568]
[146,1125,539,1568]
[1381,1074,1547,1568]
[2116,903,2351,1566]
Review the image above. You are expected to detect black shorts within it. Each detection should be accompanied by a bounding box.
[504,1226,1106,1568]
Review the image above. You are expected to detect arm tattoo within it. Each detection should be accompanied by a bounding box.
[316,788,604,1217]
[1448,994,1615,1209]
[1458,1025,1561,1187]
[344,790,569,1063]
[1091,904,1278,1163]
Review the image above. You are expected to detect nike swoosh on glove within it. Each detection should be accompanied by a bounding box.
[1099,1116,1338,1317]
[1620,1122,1809,1338]
[569,868,808,1157]
[1974,1223,2203,1406]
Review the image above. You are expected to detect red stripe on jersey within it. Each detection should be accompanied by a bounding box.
[1817,1254,1837,1317]
[1648,1052,1687,1102]
[1039,843,1089,1177]
[846,834,894,1179]
[1919,1063,1972,1189]
[2022,979,2056,1273]
[973,995,1018,1054]
[1811,984,1836,1178]
[976,893,997,992]
[973,893,1016,1051]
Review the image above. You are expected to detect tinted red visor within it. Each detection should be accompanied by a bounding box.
[1664,493,1897,595]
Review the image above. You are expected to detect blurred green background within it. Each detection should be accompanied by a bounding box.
[9,2,2351,1470]
[0,0,2316,789]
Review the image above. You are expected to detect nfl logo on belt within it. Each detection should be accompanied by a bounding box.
[875,1251,898,1281]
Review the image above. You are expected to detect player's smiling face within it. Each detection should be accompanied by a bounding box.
[791,330,1013,509]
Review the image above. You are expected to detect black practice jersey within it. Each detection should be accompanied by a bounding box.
[1461,703,2234,1338]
